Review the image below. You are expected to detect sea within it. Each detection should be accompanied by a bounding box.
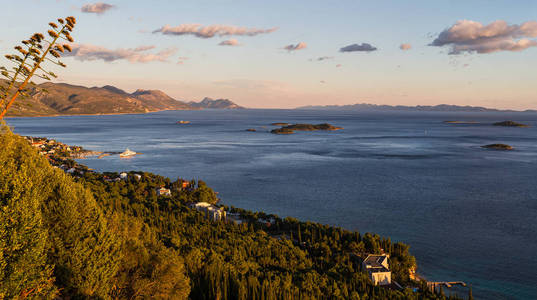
[6,109,537,299]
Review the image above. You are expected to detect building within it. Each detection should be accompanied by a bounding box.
[191,202,226,221]
[156,187,172,196]
[133,174,142,180]
[362,254,392,286]
[120,172,128,180]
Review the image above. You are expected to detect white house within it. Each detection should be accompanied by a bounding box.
[120,172,128,180]
[191,202,226,221]
[362,254,392,286]
[133,174,142,180]
[156,187,171,196]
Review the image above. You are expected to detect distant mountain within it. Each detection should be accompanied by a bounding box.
[297,103,536,113]
[3,81,237,117]
[130,89,191,110]
[188,97,244,109]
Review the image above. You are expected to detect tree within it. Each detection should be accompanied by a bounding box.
[0,128,57,298]
[0,16,76,119]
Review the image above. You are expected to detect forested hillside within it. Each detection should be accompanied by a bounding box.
[0,127,460,299]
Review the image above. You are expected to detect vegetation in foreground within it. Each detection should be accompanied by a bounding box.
[0,128,465,299]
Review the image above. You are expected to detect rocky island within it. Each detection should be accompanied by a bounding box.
[271,123,343,134]
[493,121,529,127]
[481,144,514,150]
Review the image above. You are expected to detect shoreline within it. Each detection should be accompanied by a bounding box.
[4,108,197,119]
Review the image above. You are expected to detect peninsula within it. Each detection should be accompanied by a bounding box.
[2,80,243,117]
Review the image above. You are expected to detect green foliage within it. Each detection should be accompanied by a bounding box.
[0,127,56,299]
[0,128,122,298]
[42,175,121,297]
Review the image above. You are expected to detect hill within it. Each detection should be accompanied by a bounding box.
[298,103,536,113]
[3,81,192,117]
[188,97,244,109]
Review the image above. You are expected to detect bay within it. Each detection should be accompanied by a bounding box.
[7,109,537,299]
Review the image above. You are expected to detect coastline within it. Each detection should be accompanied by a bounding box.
[8,110,536,299]
[4,107,198,119]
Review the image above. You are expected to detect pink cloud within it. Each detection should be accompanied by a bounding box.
[177,57,189,65]
[64,44,177,63]
[81,2,115,14]
[284,42,307,51]
[400,43,412,50]
[219,39,239,46]
[153,24,277,38]
[431,20,537,54]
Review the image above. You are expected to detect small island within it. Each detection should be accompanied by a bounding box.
[245,128,257,132]
[271,123,343,134]
[271,122,290,126]
[481,144,514,150]
[493,121,529,127]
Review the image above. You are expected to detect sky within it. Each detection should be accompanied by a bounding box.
[1,0,536,109]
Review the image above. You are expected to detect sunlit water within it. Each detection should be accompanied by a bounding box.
[7,109,537,299]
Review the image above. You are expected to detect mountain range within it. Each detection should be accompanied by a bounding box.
[298,103,536,113]
[4,81,243,117]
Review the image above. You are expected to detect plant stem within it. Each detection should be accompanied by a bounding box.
[0,25,65,119]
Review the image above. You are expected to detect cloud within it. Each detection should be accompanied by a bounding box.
[340,43,377,52]
[81,2,115,14]
[284,42,307,51]
[219,39,239,46]
[314,56,334,61]
[153,24,277,38]
[430,20,537,54]
[177,57,189,65]
[64,44,177,63]
[400,43,412,51]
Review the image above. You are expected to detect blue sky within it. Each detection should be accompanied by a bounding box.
[1,0,536,109]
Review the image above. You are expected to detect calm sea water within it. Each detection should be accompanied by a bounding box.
[7,109,537,299]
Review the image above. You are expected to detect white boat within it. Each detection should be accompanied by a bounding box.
[119,148,137,157]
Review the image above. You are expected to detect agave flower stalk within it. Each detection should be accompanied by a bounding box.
[0,16,76,119]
